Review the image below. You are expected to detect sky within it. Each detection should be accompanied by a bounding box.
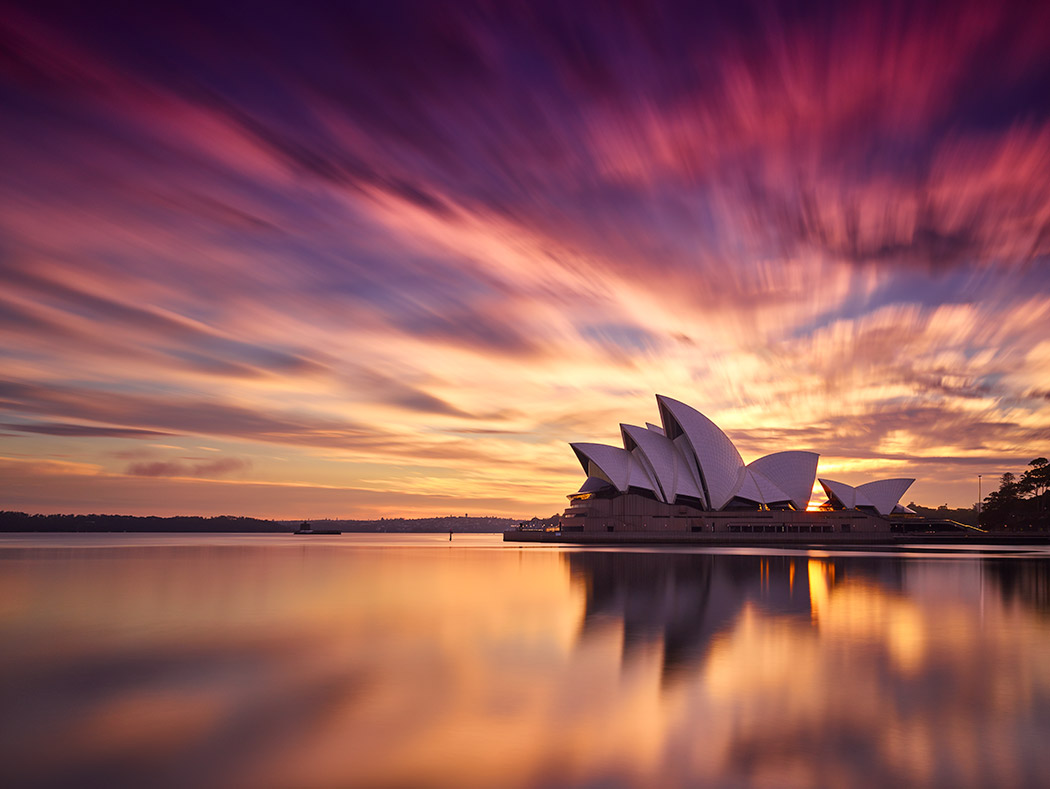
[2,0,1049,518]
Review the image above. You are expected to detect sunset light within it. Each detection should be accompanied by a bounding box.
[3,5,1050,788]
[2,1,1049,519]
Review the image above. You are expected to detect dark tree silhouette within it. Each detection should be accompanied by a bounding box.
[980,461,1050,531]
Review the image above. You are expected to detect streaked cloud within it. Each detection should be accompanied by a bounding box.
[1,1,1048,516]
[125,457,251,478]
[1,422,173,439]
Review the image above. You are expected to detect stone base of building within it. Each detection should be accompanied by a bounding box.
[503,526,1048,547]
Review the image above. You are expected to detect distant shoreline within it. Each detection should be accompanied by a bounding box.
[0,512,530,534]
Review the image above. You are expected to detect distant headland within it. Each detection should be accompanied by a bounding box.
[0,512,536,534]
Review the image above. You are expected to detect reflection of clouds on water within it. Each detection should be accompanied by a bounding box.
[0,544,386,788]
[1,538,1049,788]
[0,539,590,789]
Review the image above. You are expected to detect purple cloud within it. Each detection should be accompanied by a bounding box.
[1,421,172,438]
[125,457,251,478]
[1,1,1049,515]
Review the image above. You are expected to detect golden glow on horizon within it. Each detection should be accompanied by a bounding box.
[2,4,1050,518]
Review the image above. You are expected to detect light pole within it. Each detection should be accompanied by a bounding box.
[977,474,982,523]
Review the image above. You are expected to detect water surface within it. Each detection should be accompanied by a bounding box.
[1,534,1049,788]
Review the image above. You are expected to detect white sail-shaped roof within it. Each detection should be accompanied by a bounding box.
[656,395,744,510]
[571,443,628,491]
[621,424,675,503]
[819,478,856,509]
[733,469,792,506]
[731,473,763,504]
[566,396,850,513]
[749,469,794,504]
[671,448,706,503]
[819,477,913,515]
[620,423,707,506]
[626,450,656,490]
[747,451,819,511]
[570,443,656,494]
[577,476,612,493]
[856,478,914,515]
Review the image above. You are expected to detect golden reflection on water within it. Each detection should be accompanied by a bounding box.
[1,536,1049,788]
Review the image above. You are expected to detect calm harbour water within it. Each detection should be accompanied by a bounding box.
[1,534,1049,789]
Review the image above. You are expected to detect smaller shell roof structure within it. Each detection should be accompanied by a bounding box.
[818,478,915,515]
[568,395,821,512]
[858,478,915,515]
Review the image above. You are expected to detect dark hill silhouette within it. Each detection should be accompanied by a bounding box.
[0,512,524,533]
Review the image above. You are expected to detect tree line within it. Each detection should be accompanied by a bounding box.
[0,512,285,532]
[980,457,1050,531]
[0,512,521,533]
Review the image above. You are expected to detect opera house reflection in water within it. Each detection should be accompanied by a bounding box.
[1,536,1049,788]
[568,553,907,682]
[565,550,1050,785]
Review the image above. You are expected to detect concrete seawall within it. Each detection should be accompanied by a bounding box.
[504,529,1050,547]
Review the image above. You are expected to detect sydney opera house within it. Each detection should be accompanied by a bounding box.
[509,395,971,544]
